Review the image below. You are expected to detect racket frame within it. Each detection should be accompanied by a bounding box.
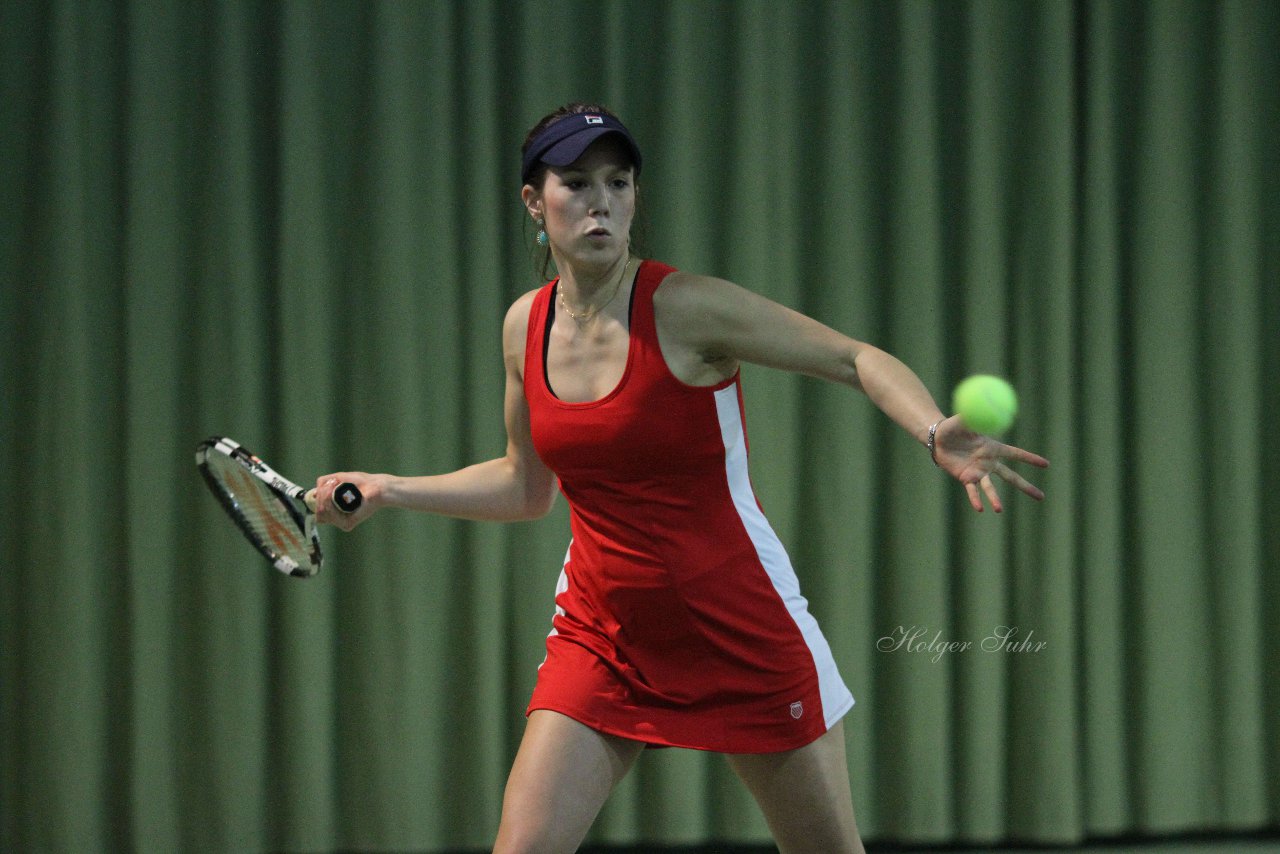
[195,436,323,577]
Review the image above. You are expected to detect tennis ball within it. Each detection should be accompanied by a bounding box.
[952,374,1018,435]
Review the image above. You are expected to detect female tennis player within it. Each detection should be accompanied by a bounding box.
[314,103,1048,854]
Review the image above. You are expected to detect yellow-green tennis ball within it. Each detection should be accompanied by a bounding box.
[953,374,1018,435]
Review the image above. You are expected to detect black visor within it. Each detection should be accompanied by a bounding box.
[521,113,643,185]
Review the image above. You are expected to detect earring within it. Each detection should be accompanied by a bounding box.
[536,219,548,246]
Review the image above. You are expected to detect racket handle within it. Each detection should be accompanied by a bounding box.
[303,482,364,515]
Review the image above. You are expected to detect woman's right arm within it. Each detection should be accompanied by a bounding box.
[314,292,558,531]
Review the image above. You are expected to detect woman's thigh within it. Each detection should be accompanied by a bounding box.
[723,720,865,854]
[493,710,645,854]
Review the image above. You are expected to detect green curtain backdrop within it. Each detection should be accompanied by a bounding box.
[3,0,1278,851]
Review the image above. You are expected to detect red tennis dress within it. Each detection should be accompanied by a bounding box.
[524,260,854,753]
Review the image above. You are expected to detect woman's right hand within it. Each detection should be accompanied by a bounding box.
[314,472,387,531]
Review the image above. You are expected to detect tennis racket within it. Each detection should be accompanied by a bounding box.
[195,436,363,577]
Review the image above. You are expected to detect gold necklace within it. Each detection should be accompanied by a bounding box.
[559,258,631,324]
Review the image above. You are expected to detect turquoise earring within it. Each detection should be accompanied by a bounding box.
[536,219,548,246]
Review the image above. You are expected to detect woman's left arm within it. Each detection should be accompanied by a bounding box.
[656,273,1048,511]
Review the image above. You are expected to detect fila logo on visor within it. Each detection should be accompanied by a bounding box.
[585,115,604,125]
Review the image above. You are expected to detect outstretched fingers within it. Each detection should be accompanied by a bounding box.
[943,428,1049,512]
[964,459,1046,513]
[995,462,1045,502]
[963,478,1004,513]
[981,476,1004,513]
[1002,443,1050,470]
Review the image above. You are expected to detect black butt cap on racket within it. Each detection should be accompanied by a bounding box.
[332,482,363,514]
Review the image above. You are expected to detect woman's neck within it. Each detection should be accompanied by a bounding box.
[554,252,634,326]
[555,252,633,302]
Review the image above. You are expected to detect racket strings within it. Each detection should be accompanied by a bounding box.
[226,465,304,551]
[202,453,318,573]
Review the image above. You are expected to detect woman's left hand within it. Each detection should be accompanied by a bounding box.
[931,414,1049,513]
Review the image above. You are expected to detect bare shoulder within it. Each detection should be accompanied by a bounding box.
[653,270,766,347]
[652,269,864,384]
[653,271,744,330]
[502,287,543,366]
[504,287,541,332]
[653,270,738,309]
[651,271,754,373]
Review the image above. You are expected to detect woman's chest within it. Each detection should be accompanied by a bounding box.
[544,321,631,404]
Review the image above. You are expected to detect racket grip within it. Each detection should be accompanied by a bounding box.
[303,483,364,515]
[332,482,363,513]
